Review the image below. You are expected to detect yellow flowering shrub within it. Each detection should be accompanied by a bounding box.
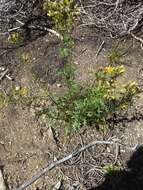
[43,0,79,33]
[39,65,140,132]
[0,86,29,108]
[103,65,125,75]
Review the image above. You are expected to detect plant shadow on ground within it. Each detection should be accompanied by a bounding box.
[90,145,143,190]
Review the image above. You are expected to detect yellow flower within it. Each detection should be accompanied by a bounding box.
[21,53,31,64]
[117,65,125,74]
[104,66,114,74]
[120,104,128,109]
[129,81,137,87]
[8,32,19,44]
[19,87,28,96]
[14,86,28,96]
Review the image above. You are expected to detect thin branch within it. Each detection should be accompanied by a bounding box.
[131,33,143,44]
[0,69,9,81]
[28,26,63,40]
[0,26,21,35]
[95,41,105,59]
[79,0,143,37]
[0,24,63,41]
[130,32,143,49]
[13,140,136,190]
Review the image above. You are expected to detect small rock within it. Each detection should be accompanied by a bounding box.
[107,147,110,153]
[43,127,58,152]
[52,181,62,190]
[56,83,62,88]
[53,155,58,161]
[74,61,79,65]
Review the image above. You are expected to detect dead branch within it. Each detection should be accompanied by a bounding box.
[0,67,12,81]
[28,25,63,40]
[130,32,143,49]
[79,0,143,37]
[13,140,136,190]
[0,69,9,81]
[95,41,105,58]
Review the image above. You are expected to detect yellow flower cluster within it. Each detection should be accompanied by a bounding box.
[104,66,114,73]
[43,0,78,32]
[0,86,29,108]
[128,81,137,87]
[126,81,138,95]
[104,65,125,74]
[21,53,31,64]
[8,32,19,44]
[14,86,28,97]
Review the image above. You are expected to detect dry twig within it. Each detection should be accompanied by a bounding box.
[79,0,143,37]
[95,41,105,58]
[130,32,143,49]
[13,140,136,190]
[0,69,9,81]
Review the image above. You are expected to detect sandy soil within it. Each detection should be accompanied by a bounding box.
[0,27,143,189]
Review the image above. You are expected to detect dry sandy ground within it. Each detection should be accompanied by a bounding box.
[0,27,143,189]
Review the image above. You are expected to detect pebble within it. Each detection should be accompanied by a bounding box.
[56,83,62,87]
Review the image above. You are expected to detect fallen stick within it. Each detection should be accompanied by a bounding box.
[130,33,143,49]
[0,67,13,81]
[95,41,105,58]
[13,140,136,190]
[0,69,9,81]
[27,26,63,41]
[6,74,13,81]
[131,33,143,44]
